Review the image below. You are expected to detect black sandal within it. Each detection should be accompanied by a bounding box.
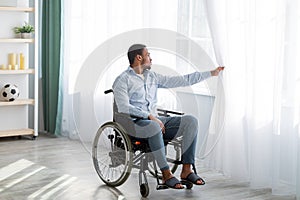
[163,177,184,189]
[181,172,205,185]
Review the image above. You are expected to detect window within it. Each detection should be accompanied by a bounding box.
[177,0,216,96]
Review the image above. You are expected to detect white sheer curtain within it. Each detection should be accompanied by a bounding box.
[204,0,300,197]
[62,1,300,197]
[61,0,179,141]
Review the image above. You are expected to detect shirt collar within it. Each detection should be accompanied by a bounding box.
[127,66,149,75]
[127,66,134,73]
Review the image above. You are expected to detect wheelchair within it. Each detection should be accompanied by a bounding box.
[92,89,198,197]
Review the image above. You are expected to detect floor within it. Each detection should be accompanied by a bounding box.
[0,134,296,200]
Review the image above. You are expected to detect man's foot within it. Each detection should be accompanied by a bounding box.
[162,170,184,189]
[181,171,205,185]
[163,177,184,189]
[180,164,205,185]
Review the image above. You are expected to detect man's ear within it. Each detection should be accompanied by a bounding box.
[137,55,142,61]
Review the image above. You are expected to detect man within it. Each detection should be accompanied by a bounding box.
[113,44,224,189]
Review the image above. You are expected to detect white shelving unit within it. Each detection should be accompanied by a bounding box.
[0,0,38,139]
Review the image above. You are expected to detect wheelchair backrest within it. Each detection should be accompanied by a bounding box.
[104,89,137,137]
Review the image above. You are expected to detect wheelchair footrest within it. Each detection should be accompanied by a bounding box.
[156,184,169,190]
[156,181,193,190]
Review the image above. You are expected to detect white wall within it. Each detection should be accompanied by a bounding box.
[176,91,215,157]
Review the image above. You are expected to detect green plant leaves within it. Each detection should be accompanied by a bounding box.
[13,22,34,33]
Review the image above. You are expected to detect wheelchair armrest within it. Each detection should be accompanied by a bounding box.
[157,108,184,117]
[114,112,144,120]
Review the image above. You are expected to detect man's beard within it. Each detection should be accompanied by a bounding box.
[141,59,151,70]
[143,64,151,70]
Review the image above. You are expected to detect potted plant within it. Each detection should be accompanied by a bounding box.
[13,26,22,38]
[13,22,35,39]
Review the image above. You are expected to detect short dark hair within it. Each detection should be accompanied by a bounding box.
[127,44,146,65]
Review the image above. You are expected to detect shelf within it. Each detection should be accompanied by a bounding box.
[0,128,34,137]
[0,38,34,43]
[0,99,34,106]
[0,69,35,74]
[0,7,34,12]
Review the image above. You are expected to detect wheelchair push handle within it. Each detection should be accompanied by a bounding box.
[104,89,113,94]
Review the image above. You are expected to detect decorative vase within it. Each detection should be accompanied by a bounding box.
[14,33,21,38]
[21,33,32,39]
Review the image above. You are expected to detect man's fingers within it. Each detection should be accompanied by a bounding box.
[161,126,166,134]
[154,118,165,133]
[159,122,165,133]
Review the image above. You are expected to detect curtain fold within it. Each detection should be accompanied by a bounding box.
[41,0,62,134]
[205,0,300,197]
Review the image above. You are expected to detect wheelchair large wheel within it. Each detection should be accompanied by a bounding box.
[148,139,181,178]
[92,122,133,187]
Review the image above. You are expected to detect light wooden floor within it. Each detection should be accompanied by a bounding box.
[0,134,296,200]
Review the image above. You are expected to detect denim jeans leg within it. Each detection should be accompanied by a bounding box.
[134,119,169,170]
[160,115,198,165]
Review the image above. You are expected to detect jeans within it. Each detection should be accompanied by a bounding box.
[134,115,198,171]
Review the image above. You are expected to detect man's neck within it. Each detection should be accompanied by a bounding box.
[130,65,144,74]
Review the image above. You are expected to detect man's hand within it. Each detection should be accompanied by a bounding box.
[148,114,165,134]
[211,66,225,76]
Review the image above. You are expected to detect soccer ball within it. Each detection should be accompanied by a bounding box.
[0,84,20,102]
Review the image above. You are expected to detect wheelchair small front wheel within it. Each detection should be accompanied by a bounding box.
[140,183,149,197]
[92,122,133,187]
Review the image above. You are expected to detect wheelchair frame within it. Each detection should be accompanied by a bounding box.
[92,89,197,197]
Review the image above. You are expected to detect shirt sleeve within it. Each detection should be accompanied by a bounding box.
[155,71,211,88]
[112,75,150,119]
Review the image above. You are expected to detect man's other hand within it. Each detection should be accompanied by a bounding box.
[148,114,165,134]
[211,66,225,76]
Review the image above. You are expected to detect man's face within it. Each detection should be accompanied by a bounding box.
[141,48,152,70]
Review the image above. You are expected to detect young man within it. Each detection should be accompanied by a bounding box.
[113,44,224,189]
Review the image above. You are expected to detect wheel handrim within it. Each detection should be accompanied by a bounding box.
[92,122,132,186]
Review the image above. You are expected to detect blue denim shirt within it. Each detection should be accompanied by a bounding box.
[112,66,211,119]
